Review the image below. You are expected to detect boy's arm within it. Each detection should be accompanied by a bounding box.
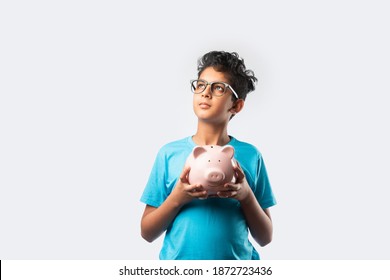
[140,202,180,243]
[218,165,273,247]
[141,166,207,243]
[240,193,273,247]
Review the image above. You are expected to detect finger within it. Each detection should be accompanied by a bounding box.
[217,191,237,198]
[190,189,208,198]
[196,191,209,199]
[217,191,229,198]
[179,166,191,183]
[233,165,245,182]
[185,184,207,198]
[184,184,203,193]
[224,182,240,191]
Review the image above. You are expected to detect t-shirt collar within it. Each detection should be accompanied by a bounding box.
[188,135,236,147]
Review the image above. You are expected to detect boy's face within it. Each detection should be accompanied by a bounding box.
[193,67,237,125]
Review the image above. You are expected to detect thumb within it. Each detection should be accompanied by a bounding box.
[180,166,191,183]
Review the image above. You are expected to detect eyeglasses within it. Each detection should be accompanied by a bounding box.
[190,79,239,99]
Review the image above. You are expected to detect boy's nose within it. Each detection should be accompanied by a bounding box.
[201,85,212,98]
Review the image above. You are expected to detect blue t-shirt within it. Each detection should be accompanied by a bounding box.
[140,136,276,260]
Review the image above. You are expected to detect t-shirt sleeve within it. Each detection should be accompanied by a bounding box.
[254,155,277,209]
[140,149,169,208]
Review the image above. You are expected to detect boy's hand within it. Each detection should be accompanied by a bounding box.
[217,163,251,202]
[170,166,208,206]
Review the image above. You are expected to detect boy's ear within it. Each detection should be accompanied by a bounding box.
[229,99,245,114]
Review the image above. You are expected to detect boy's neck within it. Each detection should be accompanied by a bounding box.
[192,122,230,146]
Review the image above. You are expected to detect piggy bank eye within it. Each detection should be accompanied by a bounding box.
[211,146,213,148]
[208,160,210,162]
[218,160,221,162]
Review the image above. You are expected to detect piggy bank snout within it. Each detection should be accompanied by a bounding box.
[205,168,225,183]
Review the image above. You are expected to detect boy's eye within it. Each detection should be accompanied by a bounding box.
[197,83,206,89]
[213,84,225,93]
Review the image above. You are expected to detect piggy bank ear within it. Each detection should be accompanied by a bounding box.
[193,146,207,159]
[221,145,234,159]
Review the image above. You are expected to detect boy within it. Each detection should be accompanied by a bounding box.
[140,51,276,260]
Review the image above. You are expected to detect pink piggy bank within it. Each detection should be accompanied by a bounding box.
[186,145,236,195]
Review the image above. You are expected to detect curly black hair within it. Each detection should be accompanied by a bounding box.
[197,51,257,100]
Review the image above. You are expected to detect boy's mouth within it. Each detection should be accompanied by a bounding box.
[199,102,211,109]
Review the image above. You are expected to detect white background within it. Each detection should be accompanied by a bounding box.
[1,0,389,259]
